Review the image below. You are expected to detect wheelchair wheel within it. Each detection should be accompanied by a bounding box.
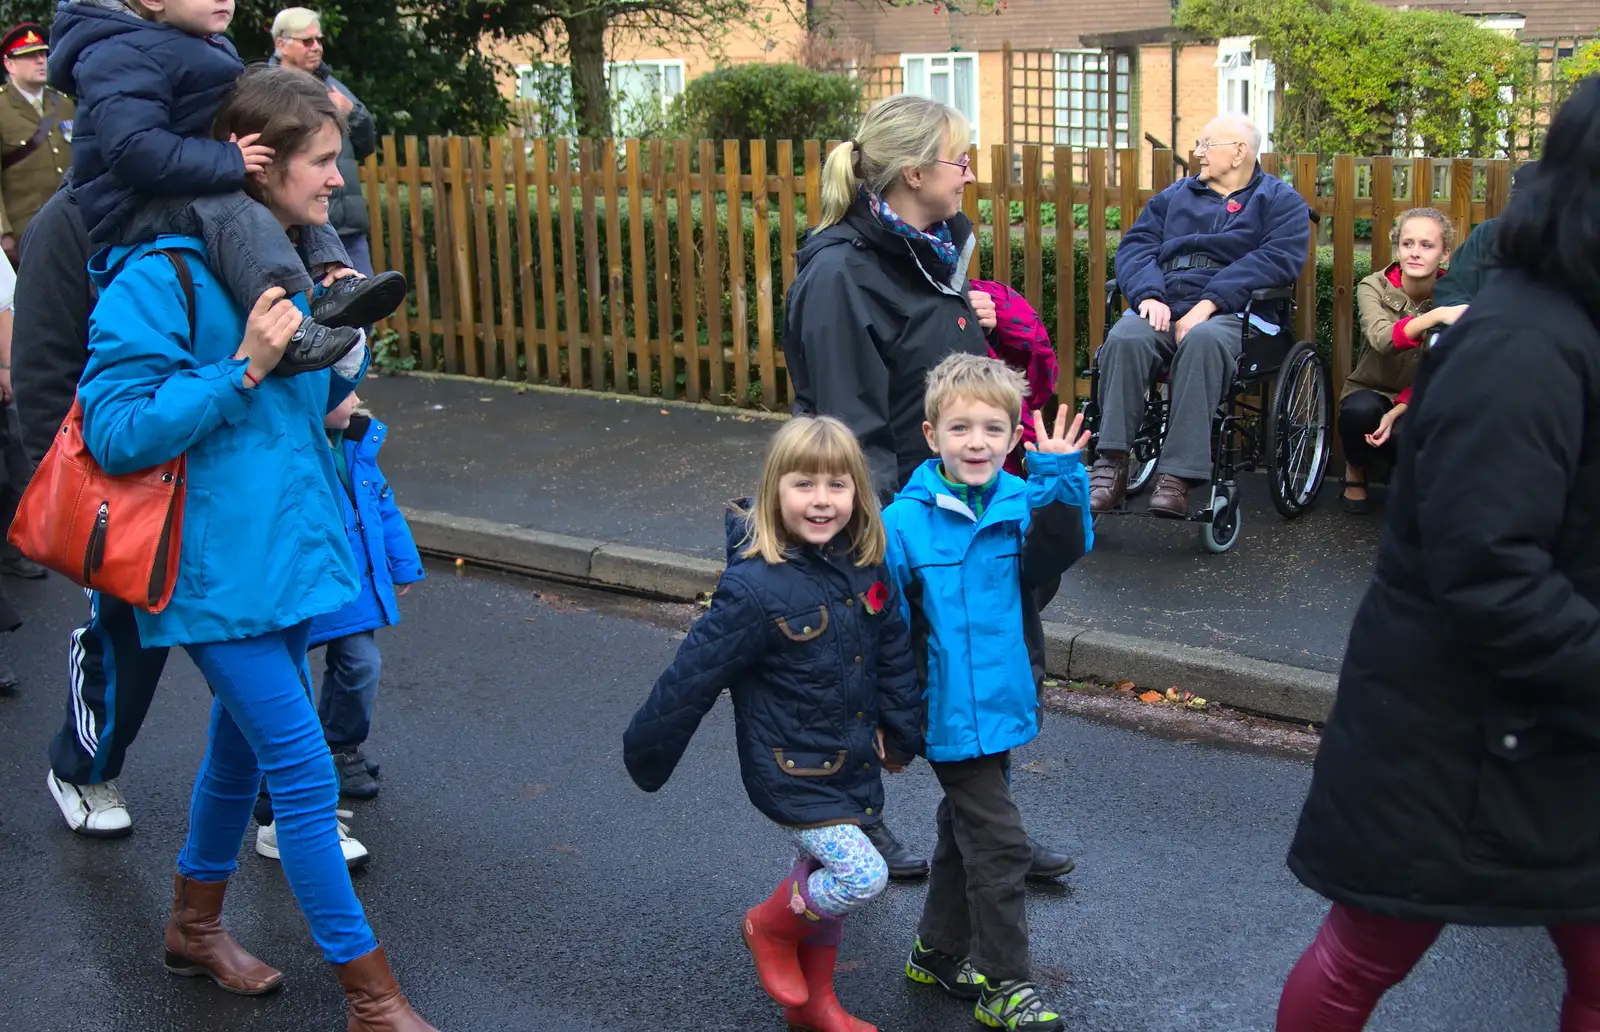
[1267,341,1333,519]
[1125,382,1168,498]
[1200,485,1242,554]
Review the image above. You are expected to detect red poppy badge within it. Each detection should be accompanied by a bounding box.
[863,581,890,615]
[958,316,968,331]
[1226,199,1243,214]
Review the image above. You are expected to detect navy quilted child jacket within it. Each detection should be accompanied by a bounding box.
[623,505,922,829]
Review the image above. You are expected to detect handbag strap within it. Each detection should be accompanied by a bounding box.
[147,248,197,343]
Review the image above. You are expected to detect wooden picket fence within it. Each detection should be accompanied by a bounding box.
[360,137,1522,408]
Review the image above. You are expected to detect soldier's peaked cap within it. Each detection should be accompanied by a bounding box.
[1,23,48,58]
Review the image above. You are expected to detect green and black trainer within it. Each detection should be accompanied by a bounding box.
[975,978,1066,1031]
[905,937,985,1001]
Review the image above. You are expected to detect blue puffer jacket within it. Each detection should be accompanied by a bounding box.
[1115,165,1311,318]
[48,0,247,243]
[308,415,427,649]
[623,506,922,829]
[77,236,364,648]
[884,452,1093,762]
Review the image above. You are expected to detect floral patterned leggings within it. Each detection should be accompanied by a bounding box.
[791,824,890,917]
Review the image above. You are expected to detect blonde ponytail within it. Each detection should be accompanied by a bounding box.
[815,94,970,231]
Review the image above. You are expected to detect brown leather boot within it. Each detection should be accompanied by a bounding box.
[163,872,284,995]
[335,944,440,1031]
[1088,453,1129,514]
[1148,474,1191,517]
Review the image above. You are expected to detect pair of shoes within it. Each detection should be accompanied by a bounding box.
[784,940,877,1032]
[1340,477,1372,515]
[1088,454,1128,514]
[1025,838,1076,882]
[256,810,371,869]
[860,820,929,880]
[976,978,1067,1031]
[905,937,985,1001]
[335,750,380,799]
[274,271,407,377]
[0,554,47,579]
[47,770,133,838]
[166,875,438,1029]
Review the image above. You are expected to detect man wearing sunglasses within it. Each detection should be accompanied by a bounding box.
[1087,113,1310,518]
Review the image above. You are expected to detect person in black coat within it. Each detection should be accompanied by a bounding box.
[624,416,921,1031]
[781,93,1074,884]
[1278,77,1600,1030]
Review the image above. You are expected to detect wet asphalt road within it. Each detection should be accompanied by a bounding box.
[0,566,1570,1032]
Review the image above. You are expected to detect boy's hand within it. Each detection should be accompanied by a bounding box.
[1024,407,1091,456]
[231,132,274,176]
[874,728,907,773]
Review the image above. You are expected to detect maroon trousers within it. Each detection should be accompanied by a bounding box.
[1278,903,1600,1030]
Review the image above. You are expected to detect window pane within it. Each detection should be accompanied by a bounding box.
[905,57,927,96]
[953,55,974,121]
[931,71,950,104]
[663,64,683,97]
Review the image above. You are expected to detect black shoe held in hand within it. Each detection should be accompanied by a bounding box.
[312,271,407,329]
[271,319,363,377]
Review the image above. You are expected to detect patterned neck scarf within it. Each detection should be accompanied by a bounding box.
[865,187,958,272]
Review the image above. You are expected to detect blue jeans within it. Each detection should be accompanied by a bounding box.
[180,621,377,965]
[319,631,380,753]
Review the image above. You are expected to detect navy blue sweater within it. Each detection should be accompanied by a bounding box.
[48,0,246,243]
[1115,166,1311,318]
[624,506,922,829]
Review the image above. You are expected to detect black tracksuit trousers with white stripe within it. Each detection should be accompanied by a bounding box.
[48,592,164,785]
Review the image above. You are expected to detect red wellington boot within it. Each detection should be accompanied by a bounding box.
[783,943,877,1032]
[742,875,817,1008]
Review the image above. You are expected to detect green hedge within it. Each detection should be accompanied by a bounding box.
[379,185,1366,399]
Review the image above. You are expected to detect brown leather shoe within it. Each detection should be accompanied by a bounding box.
[1147,474,1191,518]
[335,944,440,1031]
[1088,453,1129,514]
[163,872,284,995]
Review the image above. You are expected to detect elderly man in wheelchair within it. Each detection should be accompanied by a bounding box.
[1087,114,1314,524]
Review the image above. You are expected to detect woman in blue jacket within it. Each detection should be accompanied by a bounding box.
[75,67,438,1032]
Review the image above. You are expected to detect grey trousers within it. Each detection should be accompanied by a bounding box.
[916,752,1033,981]
[1095,309,1242,480]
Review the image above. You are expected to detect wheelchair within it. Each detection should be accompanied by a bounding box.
[1081,281,1333,553]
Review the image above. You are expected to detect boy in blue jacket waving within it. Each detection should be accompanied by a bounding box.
[888,353,1093,1032]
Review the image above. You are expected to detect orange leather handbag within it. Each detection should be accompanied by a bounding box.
[6,249,195,613]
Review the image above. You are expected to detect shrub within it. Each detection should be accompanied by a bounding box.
[670,64,864,171]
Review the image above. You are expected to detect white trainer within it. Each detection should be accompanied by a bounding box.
[256,810,371,869]
[47,771,133,838]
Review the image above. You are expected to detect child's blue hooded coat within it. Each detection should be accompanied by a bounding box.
[308,415,427,648]
[883,451,1093,762]
[77,235,364,647]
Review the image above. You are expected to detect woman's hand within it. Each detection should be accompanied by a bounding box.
[969,289,997,331]
[1024,407,1091,456]
[320,265,364,286]
[1366,403,1408,448]
[234,287,303,384]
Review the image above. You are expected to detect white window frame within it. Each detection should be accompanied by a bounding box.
[1215,36,1276,153]
[1053,49,1131,153]
[900,52,980,144]
[513,59,686,135]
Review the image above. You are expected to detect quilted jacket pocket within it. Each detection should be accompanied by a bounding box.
[776,605,829,642]
[773,749,849,776]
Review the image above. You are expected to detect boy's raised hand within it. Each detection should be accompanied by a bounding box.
[230,132,274,176]
[1025,407,1091,456]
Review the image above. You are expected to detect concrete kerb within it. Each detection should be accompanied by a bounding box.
[403,507,1337,724]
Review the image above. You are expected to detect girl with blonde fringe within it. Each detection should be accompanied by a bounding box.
[624,416,923,1032]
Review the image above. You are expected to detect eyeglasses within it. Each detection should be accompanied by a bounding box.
[934,154,972,171]
[1194,138,1245,154]
[287,34,324,45]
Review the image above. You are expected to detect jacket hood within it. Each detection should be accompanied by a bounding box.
[49,1,175,97]
[724,501,756,566]
[796,197,975,279]
[86,236,203,293]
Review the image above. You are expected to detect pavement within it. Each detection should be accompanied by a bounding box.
[352,373,1382,720]
[0,568,1571,1032]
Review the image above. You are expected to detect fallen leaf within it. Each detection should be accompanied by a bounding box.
[523,784,549,798]
[454,557,465,567]
[1165,687,1181,701]
[660,408,670,414]
[1138,690,1163,704]
[552,844,580,856]
[479,397,493,402]
[1115,679,1137,692]
[1043,679,1059,688]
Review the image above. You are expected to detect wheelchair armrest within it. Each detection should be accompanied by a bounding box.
[1105,278,1120,300]
[1249,285,1295,302]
